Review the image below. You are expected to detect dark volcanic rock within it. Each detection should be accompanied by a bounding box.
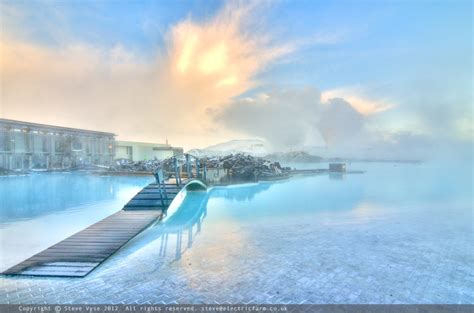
[111,153,290,182]
[202,153,289,180]
[111,158,173,173]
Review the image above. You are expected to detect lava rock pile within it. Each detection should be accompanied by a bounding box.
[202,153,289,180]
[111,153,290,181]
[112,158,166,172]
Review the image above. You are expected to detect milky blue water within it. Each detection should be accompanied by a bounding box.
[0,173,153,270]
[0,162,472,303]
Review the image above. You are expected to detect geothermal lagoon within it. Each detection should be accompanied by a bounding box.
[0,161,472,304]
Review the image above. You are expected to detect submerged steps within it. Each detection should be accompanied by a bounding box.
[2,181,187,277]
[123,182,184,210]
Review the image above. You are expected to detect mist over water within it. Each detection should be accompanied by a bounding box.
[0,173,152,271]
[2,1,471,155]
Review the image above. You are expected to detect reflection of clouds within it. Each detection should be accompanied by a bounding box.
[107,191,210,265]
[177,221,257,290]
[0,173,154,271]
[98,189,262,287]
[210,182,272,202]
[352,202,377,218]
[0,173,153,221]
[160,192,209,260]
[343,201,394,225]
[97,164,473,294]
[209,177,365,219]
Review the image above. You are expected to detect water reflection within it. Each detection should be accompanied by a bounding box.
[113,173,367,265]
[113,191,210,263]
[0,173,153,271]
[206,176,366,223]
[329,173,345,180]
[3,162,472,277]
[209,182,272,201]
[160,191,209,259]
[0,173,152,222]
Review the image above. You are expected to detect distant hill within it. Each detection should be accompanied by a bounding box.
[186,139,421,164]
[264,151,324,163]
[187,139,270,157]
[186,140,327,163]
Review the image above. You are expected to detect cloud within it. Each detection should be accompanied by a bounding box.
[166,1,295,102]
[214,87,368,150]
[2,0,470,158]
[321,87,394,115]
[0,1,295,149]
[214,86,470,161]
[318,98,365,146]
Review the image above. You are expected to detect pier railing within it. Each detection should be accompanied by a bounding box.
[152,154,207,203]
[153,168,169,207]
[184,153,207,182]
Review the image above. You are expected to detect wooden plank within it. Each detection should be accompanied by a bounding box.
[2,210,162,277]
[138,191,180,195]
[123,206,168,210]
[147,183,183,187]
[139,186,180,190]
[125,199,172,206]
[133,194,178,200]
[140,186,181,190]
[2,181,188,278]
[75,229,144,235]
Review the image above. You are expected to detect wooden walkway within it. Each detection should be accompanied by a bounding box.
[2,182,185,277]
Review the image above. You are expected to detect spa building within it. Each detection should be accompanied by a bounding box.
[0,118,116,171]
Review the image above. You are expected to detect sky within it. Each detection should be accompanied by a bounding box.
[0,0,472,158]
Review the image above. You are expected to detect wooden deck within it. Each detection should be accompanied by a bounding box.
[2,182,185,277]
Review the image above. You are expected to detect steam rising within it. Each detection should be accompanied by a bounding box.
[0,2,293,149]
[215,88,367,150]
[1,1,471,159]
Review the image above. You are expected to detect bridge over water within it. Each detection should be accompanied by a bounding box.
[2,154,209,277]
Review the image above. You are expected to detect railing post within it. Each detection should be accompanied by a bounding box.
[154,168,166,207]
[203,163,207,182]
[178,159,182,185]
[195,159,200,179]
[162,171,168,206]
[173,157,180,186]
[185,154,192,178]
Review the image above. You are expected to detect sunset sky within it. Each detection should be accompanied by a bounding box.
[0,0,472,156]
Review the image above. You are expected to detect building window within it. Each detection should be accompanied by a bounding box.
[72,138,82,151]
[55,139,65,153]
[0,131,11,152]
[42,137,48,153]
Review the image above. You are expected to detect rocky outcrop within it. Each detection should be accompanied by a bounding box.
[111,157,178,173]
[111,153,290,182]
[202,153,290,181]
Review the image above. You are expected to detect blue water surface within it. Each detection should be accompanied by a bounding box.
[0,162,472,303]
[0,173,153,270]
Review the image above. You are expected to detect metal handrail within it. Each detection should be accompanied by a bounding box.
[183,153,207,181]
[173,157,181,186]
[153,168,168,207]
[152,154,207,209]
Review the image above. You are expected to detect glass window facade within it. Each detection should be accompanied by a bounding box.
[0,119,116,171]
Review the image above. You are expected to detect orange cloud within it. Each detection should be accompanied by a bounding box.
[0,1,294,149]
[322,88,394,115]
[168,1,294,101]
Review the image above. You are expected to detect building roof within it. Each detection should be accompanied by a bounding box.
[116,140,183,150]
[0,118,116,137]
[116,140,169,147]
